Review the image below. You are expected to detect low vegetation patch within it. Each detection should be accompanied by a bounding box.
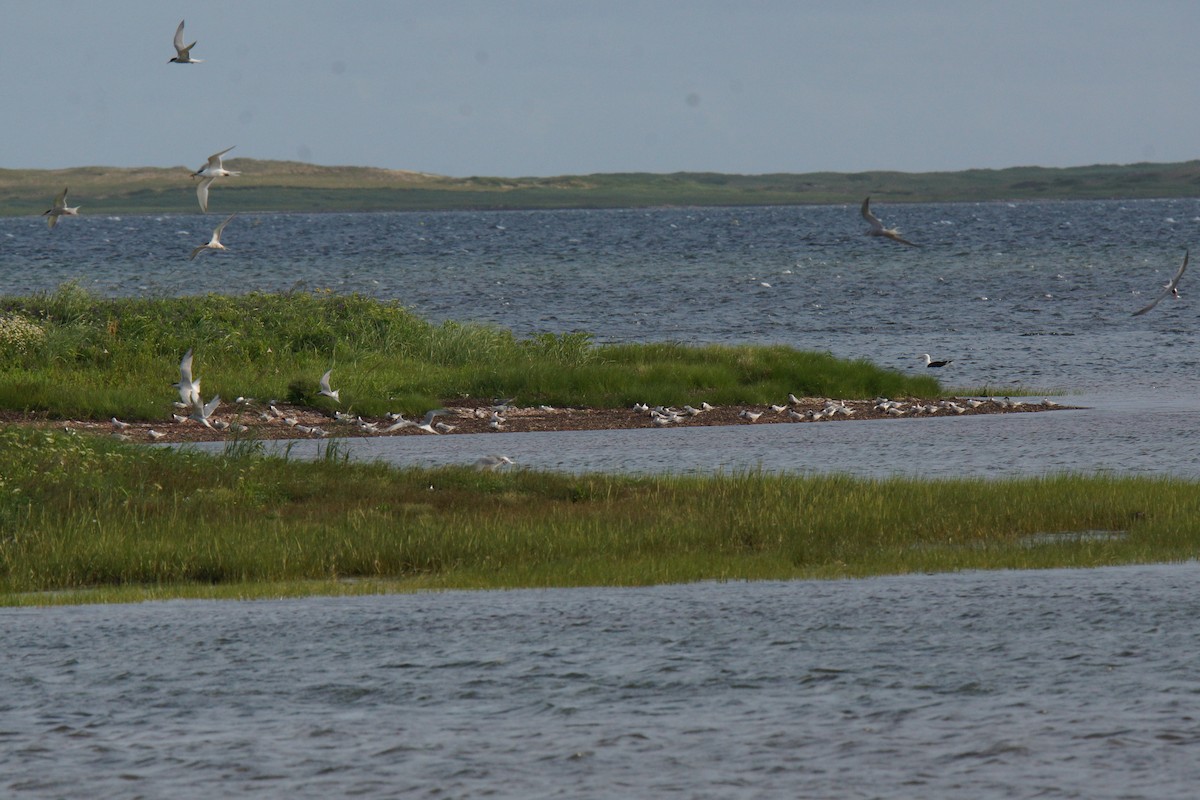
[1,428,1196,605]
[0,284,941,421]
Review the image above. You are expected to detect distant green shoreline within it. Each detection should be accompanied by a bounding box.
[3,159,1200,216]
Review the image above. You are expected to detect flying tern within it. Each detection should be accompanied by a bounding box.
[169,20,203,63]
[189,393,221,428]
[189,213,236,260]
[318,369,340,403]
[173,348,201,406]
[43,187,80,229]
[1132,250,1189,316]
[861,197,920,247]
[192,146,239,211]
[414,409,448,433]
[474,454,515,471]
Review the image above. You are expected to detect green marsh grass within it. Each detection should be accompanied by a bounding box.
[1,427,1197,605]
[0,285,942,420]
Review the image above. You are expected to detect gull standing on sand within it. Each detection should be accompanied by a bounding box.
[189,213,236,260]
[173,348,201,406]
[861,197,920,247]
[1132,250,1189,316]
[43,187,80,229]
[169,20,203,63]
[193,146,240,212]
[318,369,340,403]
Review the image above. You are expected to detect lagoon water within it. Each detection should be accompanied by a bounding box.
[4,564,1200,799]
[4,201,1200,797]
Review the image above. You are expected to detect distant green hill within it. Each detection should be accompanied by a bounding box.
[4,159,1200,216]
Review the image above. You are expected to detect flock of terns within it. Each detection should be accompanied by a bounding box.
[37,20,1190,468]
[125,349,519,471]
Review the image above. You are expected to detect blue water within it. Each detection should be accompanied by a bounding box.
[4,563,1199,799]
[3,199,1199,398]
[5,201,1200,798]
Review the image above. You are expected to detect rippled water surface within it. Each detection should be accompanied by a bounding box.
[5,202,1200,797]
[4,563,1199,799]
[3,199,1200,398]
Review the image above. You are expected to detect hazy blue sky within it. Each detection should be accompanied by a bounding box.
[5,1,1199,176]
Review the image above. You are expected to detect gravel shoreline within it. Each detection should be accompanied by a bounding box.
[3,396,1075,445]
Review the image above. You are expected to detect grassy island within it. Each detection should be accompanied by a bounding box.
[0,285,940,421]
[2,288,1193,606]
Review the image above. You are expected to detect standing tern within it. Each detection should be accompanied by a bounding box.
[169,20,203,63]
[43,187,80,229]
[318,369,340,403]
[861,197,920,247]
[189,213,236,260]
[1132,250,1188,316]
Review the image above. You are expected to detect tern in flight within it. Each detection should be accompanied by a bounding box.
[189,393,221,428]
[169,20,203,63]
[318,369,340,403]
[1132,250,1188,316]
[43,187,80,229]
[192,146,239,212]
[474,454,515,471]
[189,214,236,260]
[173,348,201,406]
[861,197,920,247]
[384,409,448,434]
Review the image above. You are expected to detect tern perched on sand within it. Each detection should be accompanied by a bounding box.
[1132,250,1189,316]
[173,348,201,406]
[861,197,919,247]
[189,213,236,259]
[169,20,203,63]
[43,187,80,229]
[318,369,340,403]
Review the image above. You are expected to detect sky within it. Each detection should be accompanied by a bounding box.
[4,1,1200,177]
